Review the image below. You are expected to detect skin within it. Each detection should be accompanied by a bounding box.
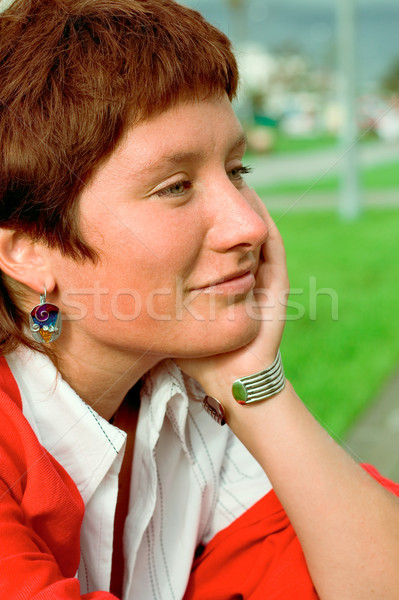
[175,182,399,599]
[0,94,269,419]
[1,94,399,598]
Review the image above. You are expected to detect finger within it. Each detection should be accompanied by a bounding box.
[258,206,286,270]
[247,188,281,239]
[246,190,289,291]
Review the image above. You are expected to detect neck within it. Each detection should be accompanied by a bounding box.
[54,344,161,421]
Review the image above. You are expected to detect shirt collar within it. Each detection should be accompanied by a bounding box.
[141,358,205,455]
[6,347,126,505]
[6,350,201,501]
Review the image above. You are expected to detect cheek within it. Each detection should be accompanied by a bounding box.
[108,285,178,325]
[81,186,205,272]
[108,209,203,284]
[71,203,209,333]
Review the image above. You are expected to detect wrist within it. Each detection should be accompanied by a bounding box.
[232,350,285,405]
[202,349,286,426]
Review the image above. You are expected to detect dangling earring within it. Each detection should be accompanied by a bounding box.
[29,285,62,343]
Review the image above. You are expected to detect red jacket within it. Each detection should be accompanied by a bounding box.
[1,355,398,600]
[184,462,399,599]
[0,356,118,599]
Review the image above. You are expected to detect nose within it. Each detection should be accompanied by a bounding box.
[205,182,268,253]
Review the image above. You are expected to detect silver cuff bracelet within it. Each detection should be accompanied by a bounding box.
[202,350,285,426]
[232,350,285,404]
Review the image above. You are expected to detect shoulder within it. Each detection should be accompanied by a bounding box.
[0,358,86,582]
[0,354,83,513]
[0,355,34,498]
[0,355,22,409]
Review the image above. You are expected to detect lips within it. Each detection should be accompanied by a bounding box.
[192,264,257,293]
[209,269,252,287]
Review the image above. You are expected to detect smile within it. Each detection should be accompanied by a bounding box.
[195,270,256,295]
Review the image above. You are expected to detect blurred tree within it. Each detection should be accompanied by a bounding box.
[381,57,399,94]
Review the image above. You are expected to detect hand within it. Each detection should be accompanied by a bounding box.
[176,192,289,406]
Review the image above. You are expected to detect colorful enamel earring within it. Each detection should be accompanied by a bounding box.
[29,286,62,343]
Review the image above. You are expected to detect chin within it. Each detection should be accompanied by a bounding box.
[177,313,262,358]
[218,317,261,353]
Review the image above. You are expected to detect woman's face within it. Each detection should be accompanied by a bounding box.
[51,94,268,361]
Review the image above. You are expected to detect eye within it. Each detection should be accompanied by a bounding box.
[228,165,253,182]
[155,180,193,197]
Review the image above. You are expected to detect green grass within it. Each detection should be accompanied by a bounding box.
[272,133,338,155]
[256,161,399,196]
[245,131,378,159]
[243,134,338,164]
[267,208,399,439]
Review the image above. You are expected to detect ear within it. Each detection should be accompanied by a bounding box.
[0,229,56,295]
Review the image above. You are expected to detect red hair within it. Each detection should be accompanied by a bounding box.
[0,0,239,353]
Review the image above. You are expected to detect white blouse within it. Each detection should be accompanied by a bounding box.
[6,347,272,600]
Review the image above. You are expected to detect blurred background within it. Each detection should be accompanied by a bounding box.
[1,0,397,475]
[183,0,399,476]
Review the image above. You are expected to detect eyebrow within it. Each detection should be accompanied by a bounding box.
[141,133,248,175]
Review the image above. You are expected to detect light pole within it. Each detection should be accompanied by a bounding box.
[337,0,362,220]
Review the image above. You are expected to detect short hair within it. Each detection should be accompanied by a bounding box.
[0,0,239,354]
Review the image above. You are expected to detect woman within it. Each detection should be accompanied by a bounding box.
[0,1,398,599]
